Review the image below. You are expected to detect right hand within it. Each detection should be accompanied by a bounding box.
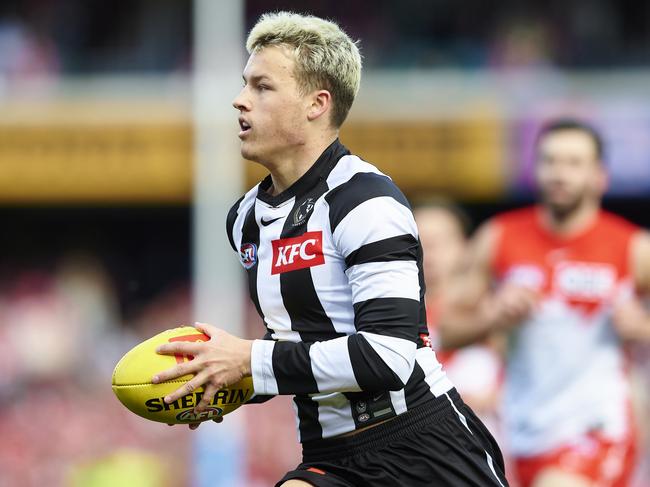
[480,284,538,332]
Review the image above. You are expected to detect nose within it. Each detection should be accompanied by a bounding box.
[232,87,249,111]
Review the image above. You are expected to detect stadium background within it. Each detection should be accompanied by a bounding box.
[0,1,649,486]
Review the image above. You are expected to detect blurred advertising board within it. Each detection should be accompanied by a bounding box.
[0,101,505,203]
[2,91,649,204]
[0,102,192,204]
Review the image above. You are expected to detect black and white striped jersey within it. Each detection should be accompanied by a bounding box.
[227,139,453,442]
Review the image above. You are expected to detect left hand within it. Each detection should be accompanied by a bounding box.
[612,298,650,343]
[152,322,253,414]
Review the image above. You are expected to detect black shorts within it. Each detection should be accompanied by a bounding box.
[276,389,508,487]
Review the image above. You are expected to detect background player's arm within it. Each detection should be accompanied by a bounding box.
[438,221,538,349]
[613,230,650,343]
[437,222,496,349]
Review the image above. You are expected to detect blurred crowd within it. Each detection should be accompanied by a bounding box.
[0,254,194,486]
[0,249,304,486]
[1,0,650,83]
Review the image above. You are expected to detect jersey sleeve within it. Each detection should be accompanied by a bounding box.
[249,173,420,396]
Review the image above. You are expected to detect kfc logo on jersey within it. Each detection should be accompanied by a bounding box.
[271,231,325,274]
[554,262,617,301]
[240,243,258,269]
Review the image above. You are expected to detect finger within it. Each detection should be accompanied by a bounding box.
[502,303,528,324]
[194,381,221,413]
[502,311,524,327]
[212,416,223,424]
[189,423,201,430]
[502,298,525,317]
[513,300,533,319]
[505,291,535,315]
[510,286,535,302]
[163,369,211,404]
[521,289,539,307]
[500,290,524,309]
[152,360,200,384]
[194,322,218,338]
[156,341,203,356]
[503,285,534,300]
[513,296,533,315]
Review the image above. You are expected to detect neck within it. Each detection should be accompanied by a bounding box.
[540,200,600,237]
[267,132,338,196]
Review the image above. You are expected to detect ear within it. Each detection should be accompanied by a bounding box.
[307,90,332,122]
[595,162,609,195]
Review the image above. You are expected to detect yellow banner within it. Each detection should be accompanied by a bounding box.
[0,114,504,203]
[0,124,192,203]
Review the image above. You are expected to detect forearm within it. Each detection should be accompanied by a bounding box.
[250,332,416,396]
[438,281,538,349]
[437,305,494,350]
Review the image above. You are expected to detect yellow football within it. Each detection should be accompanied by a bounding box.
[111,326,254,424]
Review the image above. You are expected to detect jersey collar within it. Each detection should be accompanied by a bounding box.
[256,138,350,207]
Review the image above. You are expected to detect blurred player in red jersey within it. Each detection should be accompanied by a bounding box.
[439,119,650,487]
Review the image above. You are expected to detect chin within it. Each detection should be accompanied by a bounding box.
[240,143,258,162]
[546,199,582,220]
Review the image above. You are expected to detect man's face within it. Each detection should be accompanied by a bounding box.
[535,129,606,218]
[232,45,310,165]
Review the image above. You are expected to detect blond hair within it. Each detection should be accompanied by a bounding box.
[246,11,362,127]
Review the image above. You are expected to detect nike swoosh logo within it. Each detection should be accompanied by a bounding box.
[260,217,282,226]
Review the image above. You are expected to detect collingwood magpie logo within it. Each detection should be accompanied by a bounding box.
[293,197,315,226]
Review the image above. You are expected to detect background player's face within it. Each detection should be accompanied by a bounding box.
[534,130,607,218]
[415,207,466,289]
[233,46,311,165]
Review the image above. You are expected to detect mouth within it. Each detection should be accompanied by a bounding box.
[238,117,251,138]
[546,184,571,198]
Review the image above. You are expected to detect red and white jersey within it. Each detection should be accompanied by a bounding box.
[491,206,640,456]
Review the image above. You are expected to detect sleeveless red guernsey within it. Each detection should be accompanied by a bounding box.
[491,206,639,457]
